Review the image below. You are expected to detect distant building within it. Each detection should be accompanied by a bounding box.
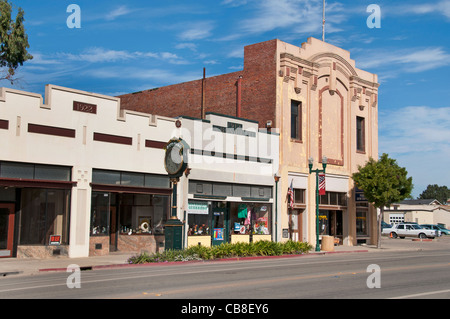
[119,37,380,246]
[384,199,450,228]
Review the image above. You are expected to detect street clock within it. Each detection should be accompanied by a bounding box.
[164,138,189,178]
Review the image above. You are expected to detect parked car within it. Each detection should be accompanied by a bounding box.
[420,224,450,235]
[381,221,392,230]
[382,223,440,239]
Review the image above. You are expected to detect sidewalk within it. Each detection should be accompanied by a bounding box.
[1,237,447,277]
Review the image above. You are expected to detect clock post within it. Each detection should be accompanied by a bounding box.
[163,138,189,251]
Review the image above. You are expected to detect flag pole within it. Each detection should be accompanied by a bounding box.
[322,0,325,42]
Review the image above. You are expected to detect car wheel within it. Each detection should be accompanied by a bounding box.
[419,233,427,239]
[390,232,398,239]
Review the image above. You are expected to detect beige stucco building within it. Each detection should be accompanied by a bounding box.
[276,38,379,247]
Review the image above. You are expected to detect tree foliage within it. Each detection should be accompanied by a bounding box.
[419,184,449,205]
[352,153,413,247]
[0,0,32,84]
[353,153,413,207]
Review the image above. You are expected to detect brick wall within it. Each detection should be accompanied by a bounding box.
[119,39,278,128]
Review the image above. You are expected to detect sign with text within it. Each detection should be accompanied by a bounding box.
[73,101,97,114]
[49,235,62,245]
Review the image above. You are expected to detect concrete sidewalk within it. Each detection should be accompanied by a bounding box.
[1,237,447,277]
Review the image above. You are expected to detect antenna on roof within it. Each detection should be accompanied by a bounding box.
[322,0,326,42]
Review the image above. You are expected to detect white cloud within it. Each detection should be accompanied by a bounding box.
[178,21,215,40]
[85,66,199,85]
[221,0,248,7]
[61,48,136,63]
[54,48,188,65]
[104,5,133,21]
[236,0,347,37]
[356,47,450,74]
[380,106,450,154]
[241,0,320,34]
[379,106,450,196]
[175,43,198,52]
[387,0,450,19]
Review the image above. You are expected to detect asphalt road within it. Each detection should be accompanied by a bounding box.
[1,241,449,304]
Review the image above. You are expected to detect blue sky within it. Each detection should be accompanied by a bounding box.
[5,0,450,198]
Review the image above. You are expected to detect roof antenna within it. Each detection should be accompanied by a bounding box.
[322,0,326,42]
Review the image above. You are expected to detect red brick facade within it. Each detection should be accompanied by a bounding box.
[119,39,278,128]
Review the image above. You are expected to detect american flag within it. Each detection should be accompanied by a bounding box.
[288,180,294,209]
[319,173,326,195]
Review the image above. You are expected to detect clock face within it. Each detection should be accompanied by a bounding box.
[164,142,184,175]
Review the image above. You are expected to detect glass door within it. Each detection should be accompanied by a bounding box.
[211,207,229,246]
[0,203,15,258]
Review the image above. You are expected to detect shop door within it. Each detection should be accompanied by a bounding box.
[0,203,15,258]
[330,210,343,238]
[211,208,229,246]
[289,210,303,242]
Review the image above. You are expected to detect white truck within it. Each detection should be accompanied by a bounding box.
[382,223,440,239]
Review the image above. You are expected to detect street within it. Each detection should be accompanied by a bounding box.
[1,238,450,304]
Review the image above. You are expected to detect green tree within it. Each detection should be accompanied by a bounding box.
[0,0,32,84]
[352,153,413,248]
[418,184,449,205]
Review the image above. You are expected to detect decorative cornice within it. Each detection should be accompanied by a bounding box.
[350,76,380,89]
[280,52,320,69]
[309,52,358,77]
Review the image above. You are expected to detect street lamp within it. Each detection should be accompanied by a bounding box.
[308,156,327,252]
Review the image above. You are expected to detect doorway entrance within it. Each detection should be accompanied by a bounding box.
[289,209,303,241]
[0,203,15,258]
[319,209,343,239]
[211,207,229,246]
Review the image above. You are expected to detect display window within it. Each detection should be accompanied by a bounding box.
[90,192,169,236]
[19,188,70,245]
[356,209,368,236]
[187,201,210,236]
[230,203,272,236]
[187,201,272,245]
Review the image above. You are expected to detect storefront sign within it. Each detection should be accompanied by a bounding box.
[49,235,61,245]
[355,187,368,202]
[188,201,209,215]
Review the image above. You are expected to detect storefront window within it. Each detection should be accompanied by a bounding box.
[19,188,70,245]
[319,210,343,237]
[119,194,168,235]
[90,192,111,236]
[187,201,210,236]
[356,210,368,236]
[0,161,71,181]
[230,203,271,235]
[90,192,169,236]
[319,192,347,206]
[319,210,329,235]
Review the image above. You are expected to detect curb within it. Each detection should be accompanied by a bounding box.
[38,249,369,273]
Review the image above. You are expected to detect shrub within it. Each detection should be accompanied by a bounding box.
[128,240,312,264]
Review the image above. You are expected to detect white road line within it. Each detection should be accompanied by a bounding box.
[390,289,450,299]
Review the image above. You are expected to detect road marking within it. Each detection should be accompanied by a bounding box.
[390,289,450,299]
